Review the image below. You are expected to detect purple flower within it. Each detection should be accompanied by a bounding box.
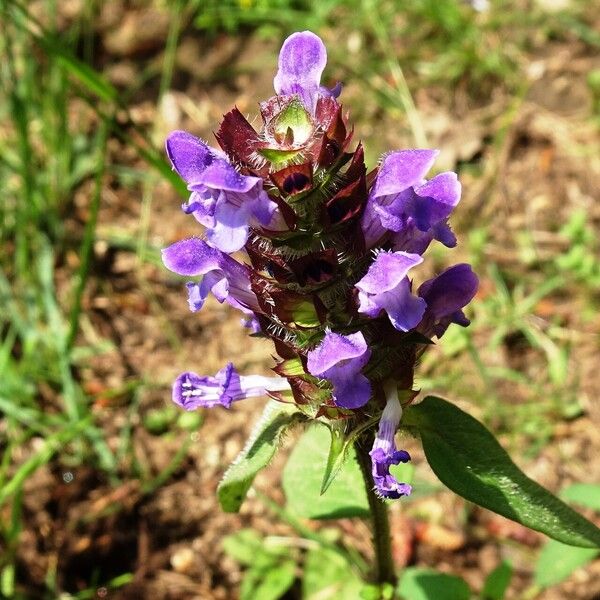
[418,263,479,338]
[306,331,372,409]
[273,31,340,114]
[370,383,412,499]
[356,251,427,332]
[362,149,438,247]
[162,237,260,315]
[361,150,461,253]
[173,363,290,410]
[166,131,280,252]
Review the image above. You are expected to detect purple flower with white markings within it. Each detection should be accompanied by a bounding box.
[166,131,282,252]
[162,237,259,315]
[370,383,412,499]
[173,363,290,410]
[307,331,372,409]
[356,251,427,332]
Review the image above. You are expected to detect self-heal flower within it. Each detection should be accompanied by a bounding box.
[162,237,260,315]
[361,150,461,253]
[166,131,280,252]
[173,363,291,410]
[361,149,438,247]
[418,263,479,338]
[162,30,479,504]
[356,251,426,332]
[370,383,412,499]
[307,331,371,409]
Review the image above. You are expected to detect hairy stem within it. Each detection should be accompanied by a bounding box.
[354,437,397,586]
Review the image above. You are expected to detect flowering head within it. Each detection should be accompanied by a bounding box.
[162,31,478,501]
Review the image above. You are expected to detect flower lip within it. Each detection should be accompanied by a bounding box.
[306,331,372,409]
[370,149,439,200]
[161,237,260,314]
[418,263,479,319]
[161,237,222,277]
[274,31,328,113]
[165,131,214,185]
[356,251,427,332]
[306,331,369,376]
[355,251,423,295]
[165,131,260,195]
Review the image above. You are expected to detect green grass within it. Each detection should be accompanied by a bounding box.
[0,0,599,596]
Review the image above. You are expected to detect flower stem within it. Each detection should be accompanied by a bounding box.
[355,437,397,587]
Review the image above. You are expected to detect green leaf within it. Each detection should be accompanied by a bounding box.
[482,561,512,600]
[534,540,598,588]
[222,530,267,567]
[561,483,600,512]
[397,568,470,600]
[404,397,600,548]
[320,417,379,494]
[35,35,117,102]
[240,558,296,600]
[217,401,303,513]
[303,547,364,600]
[534,483,600,587]
[283,425,369,519]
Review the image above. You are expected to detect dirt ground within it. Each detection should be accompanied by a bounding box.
[9,3,600,599]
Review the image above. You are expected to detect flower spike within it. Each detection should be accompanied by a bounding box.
[162,30,478,503]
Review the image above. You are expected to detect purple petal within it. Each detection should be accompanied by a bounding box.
[356,251,423,294]
[370,387,412,499]
[390,222,434,255]
[371,447,412,499]
[431,221,457,248]
[161,237,221,276]
[331,375,371,409]
[248,191,278,226]
[273,31,327,112]
[306,331,372,409]
[418,264,479,320]
[193,161,261,194]
[166,131,214,185]
[356,252,426,331]
[172,364,241,410]
[320,81,342,99]
[186,281,207,312]
[206,200,251,253]
[411,172,461,232]
[172,365,290,411]
[373,189,415,233]
[375,280,427,332]
[371,150,439,200]
[361,200,387,248]
[306,331,370,377]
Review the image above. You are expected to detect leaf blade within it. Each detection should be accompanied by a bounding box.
[217,400,303,513]
[283,425,369,519]
[405,396,600,548]
[397,568,470,600]
[534,540,598,588]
